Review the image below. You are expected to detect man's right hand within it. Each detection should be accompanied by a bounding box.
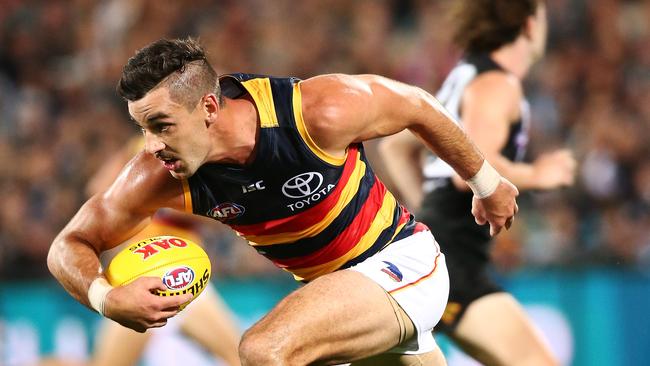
[103,276,193,333]
[532,149,577,189]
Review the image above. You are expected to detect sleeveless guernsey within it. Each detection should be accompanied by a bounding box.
[183,74,427,281]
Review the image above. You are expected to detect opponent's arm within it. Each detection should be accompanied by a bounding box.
[47,152,191,331]
[300,74,518,235]
[459,72,576,191]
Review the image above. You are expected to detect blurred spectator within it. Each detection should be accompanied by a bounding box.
[1,0,649,279]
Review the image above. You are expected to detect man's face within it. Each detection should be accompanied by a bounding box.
[128,87,211,179]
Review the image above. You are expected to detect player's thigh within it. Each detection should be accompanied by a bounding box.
[451,292,557,366]
[90,319,151,366]
[179,286,241,365]
[240,269,410,365]
[350,344,447,366]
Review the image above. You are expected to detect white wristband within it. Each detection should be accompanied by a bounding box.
[88,277,113,316]
[466,160,501,198]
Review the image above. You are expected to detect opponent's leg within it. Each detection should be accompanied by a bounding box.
[36,358,86,366]
[179,287,241,366]
[449,292,557,366]
[90,320,151,366]
[238,270,441,366]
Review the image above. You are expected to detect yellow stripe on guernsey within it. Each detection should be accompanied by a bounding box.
[245,155,366,245]
[290,191,403,282]
[292,83,347,165]
[241,78,279,128]
[181,179,193,213]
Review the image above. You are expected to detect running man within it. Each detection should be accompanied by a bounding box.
[48,37,518,365]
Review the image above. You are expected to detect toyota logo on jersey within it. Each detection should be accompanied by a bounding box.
[282,172,324,198]
[163,266,195,290]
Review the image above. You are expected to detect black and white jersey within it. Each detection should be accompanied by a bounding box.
[418,54,531,265]
[422,54,531,194]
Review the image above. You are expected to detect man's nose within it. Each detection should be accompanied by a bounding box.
[144,133,165,155]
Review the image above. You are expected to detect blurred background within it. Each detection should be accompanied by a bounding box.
[1,0,649,365]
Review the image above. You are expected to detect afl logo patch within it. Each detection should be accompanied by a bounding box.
[207,202,245,222]
[163,266,195,290]
[282,172,323,199]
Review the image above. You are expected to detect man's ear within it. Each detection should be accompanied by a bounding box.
[203,94,220,125]
[523,15,536,40]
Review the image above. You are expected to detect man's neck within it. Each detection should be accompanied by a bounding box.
[208,96,259,166]
[490,38,533,80]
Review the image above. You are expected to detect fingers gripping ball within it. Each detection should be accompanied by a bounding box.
[105,236,211,309]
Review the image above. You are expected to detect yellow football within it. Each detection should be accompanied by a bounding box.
[104,236,211,307]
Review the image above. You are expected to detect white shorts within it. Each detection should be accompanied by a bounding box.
[348,230,449,354]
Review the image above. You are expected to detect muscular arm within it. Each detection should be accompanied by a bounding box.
[300,74,518,235]
[299,74,484,179]
[86,137,142,197]
[47,152,187,313]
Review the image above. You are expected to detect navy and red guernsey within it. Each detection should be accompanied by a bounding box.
[182,74,427,281]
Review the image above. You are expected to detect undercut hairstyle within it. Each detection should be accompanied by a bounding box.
[450,0,541,54]
[117,37,221,110]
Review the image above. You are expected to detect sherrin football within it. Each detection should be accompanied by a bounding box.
[104,236,211,308]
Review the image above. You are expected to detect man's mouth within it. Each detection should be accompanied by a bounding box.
[160,157,180,171]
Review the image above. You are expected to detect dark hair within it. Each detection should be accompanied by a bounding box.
[117,37,220,109]
[450,0,541,54]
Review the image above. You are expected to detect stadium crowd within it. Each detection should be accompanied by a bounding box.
[1,0,649,280]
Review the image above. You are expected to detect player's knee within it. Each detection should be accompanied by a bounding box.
[239,331,266,366]
[240,326,310,366]
[239,328,286,366]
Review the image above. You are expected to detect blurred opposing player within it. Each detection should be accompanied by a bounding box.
[380,1,575,365]
[87,137,241,366]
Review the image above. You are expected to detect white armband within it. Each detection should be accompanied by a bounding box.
[88,277,113,316]
[466,160,501,198]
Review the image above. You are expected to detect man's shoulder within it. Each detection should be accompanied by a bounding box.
[300,73,371,92]
[297,74,370,148]
[465,72,522,107]
[106,152,185,211]
[299,74,373,116]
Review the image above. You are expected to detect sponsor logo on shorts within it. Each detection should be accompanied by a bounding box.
[381,261,403,282]
[207,202,245,222]
[163,266,195,290]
